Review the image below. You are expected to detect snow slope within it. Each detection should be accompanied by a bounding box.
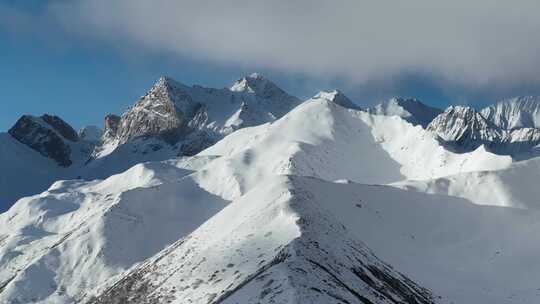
[369,97,442,128]
[292,177,540,304]
[88,173,540,304]
[88,175,437,304]
[199,93,511,199]
[4,81,539,304]
[1,115,97,211]
[0,133,67,212]
[0,159,227,303]
[394,155,540,209]
[0,74,300,210]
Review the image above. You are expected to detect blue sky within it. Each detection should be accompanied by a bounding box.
[2,1,540,131]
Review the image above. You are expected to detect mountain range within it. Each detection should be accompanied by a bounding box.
[1,73,540,303]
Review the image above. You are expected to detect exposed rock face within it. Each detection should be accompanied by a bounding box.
[41,114,79,142]
[481,96,540,129]
[8,115,78,167]
[427,105,540,154]
[115,76,197,144]
[369,97,442,128]
[100,74,301,158]
[427,106,500,149]
[103,114,121,139]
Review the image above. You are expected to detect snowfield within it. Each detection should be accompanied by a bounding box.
[3,75,540,303]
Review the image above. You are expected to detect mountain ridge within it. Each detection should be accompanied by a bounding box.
[3,80,540,303]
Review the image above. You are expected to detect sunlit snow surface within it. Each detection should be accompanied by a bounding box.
[2,96,540,303]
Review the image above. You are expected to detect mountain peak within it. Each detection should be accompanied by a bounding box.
[230,73,273,93]
[369,97,442,128]
[427,105,501,150]
[8,114,78,166]
[481,96,540,129]
[152,75,188,91]
[313,90,361,110]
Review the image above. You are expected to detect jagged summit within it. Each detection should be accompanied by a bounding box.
[427,105,540,154]
[427,106,500,150]
[229,73,293,101]
[84,74,302,177]
[369,97,442,128]
[229,72,268,92]
[8,114,80,167]
[481,96,540,129]
[313,90,362,110]
[108,74,300,147]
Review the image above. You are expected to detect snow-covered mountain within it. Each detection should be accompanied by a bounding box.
[427,105,540,155]
[4,75,540,303]
[368,97,442,128]
[78,125,102,143]
[481,96,540,129]
[85,73,301,179]
[88,176,436,304]
[8,114,92,167]
[0,115,96,211]
[426,105,501,150]
[0,74,301,210]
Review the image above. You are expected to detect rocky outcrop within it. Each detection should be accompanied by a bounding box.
[104,114,121,137]
[481,96,540,129]
[98,74,301,158]
[427,105,540,154]
[427,106,500,149]
[8,114,78,167]
[115,76,198,144]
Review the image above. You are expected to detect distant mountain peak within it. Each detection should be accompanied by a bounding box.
[313,90,361,110]
[369,97,442,128]
[8,114,79,166]
[229,73,286,97]
[481,96,540,129]
[427,105,501,150]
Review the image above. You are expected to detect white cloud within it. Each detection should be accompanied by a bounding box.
[30,1,540,90]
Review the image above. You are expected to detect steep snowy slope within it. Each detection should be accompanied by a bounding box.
[87,174,540,304]
[0,158,227,303]
[3,86,537,304]
[0,115,98,212]
[87,176,438,304]
[0,74,301,210]
[0,133,67,212]
[394,155,540,209]
[369,97,442,128]
[291,177,540,304]
[199,92,511,199]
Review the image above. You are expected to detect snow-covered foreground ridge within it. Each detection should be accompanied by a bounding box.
[3,77,540,303]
